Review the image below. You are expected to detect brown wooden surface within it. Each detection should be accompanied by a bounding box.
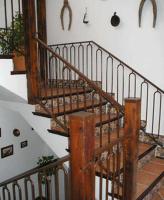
[123,98,141,200]
[37,0,47,81]
[95,142,154,175]
[111,157,164,199]
[37,0,47,43]
[22,0,38,104]
[10,70,27,75]
[36,99,107,116]
[50,112,122,134]
[136,158,164,198]
[40,87,92,99]
[69,112,95,200]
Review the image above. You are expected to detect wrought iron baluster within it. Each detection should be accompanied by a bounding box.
[2,185,11,200]
[12,181,22,200]
[24,176,35,200]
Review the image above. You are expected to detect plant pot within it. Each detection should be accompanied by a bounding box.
[12,53,25,71]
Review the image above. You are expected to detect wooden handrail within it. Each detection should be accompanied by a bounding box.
[0,155,69,187]
[34,36,124,113]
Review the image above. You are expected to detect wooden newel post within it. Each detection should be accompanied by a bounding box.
[123,98,141,200]
[69,112,95,200]
[22,0,38,104]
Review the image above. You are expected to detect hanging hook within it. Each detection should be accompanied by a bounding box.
[83,7,89,24]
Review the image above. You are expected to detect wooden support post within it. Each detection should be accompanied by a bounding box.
[69,112,95,200]
[37,0,47,80]
[123,98,141,200]
[37,0,47,43]
[22,0,38,104]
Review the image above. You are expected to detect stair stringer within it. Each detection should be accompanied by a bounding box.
[0,100,68,158]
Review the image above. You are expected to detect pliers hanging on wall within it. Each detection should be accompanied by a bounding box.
[60,0,72,30]
[139,0,157,28]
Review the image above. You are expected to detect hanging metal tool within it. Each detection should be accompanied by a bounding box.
[60,0,72,30]
[138,0,157,28]
[83,7,89,24]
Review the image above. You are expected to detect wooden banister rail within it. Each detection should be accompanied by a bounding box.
[123,98,141,200]
[0,155,69,200]
[0,155,69,187]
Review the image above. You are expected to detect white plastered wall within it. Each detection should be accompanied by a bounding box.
[46,0,164,91]
[0,105,54,182]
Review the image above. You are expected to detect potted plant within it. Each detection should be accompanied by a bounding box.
[0,12,25,71]
[36,155,57,200]
[37,155,55,184]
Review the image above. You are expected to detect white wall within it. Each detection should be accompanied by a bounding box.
[0,86,68,158]
[46,0,164,90]
[0,59,27,100]
[0,106,54,182]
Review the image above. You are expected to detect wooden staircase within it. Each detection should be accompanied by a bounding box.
[1,37,164,199]
[33,76,164,199]
[2,36,162,199]
[0,1,164,198]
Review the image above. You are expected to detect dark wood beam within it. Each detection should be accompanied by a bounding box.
[123,98,141,200]
[37,0,47,81]
[37,0,47,43]
[22,0,38,104]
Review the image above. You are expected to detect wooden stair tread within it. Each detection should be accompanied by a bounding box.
[0,54,13,59]
[136,171,160,197]
[49,112,123,136]
[40,87,92,99]
[95,139,154,175]
[11,70,26,75]
[136,158,164,199]
[141,160,164,175]
[94,112,123,126]
[95,128,124,148]
[35,99,107,117]
[110,158,164,199]
[138,142,154,155]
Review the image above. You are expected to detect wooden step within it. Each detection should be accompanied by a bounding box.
[39,87,93,99]
[136,158,164,200]
[109,158,164,200]
[34,99,108,117]
[10,70,26,75]
[95,139,155,177]
[0,54,13,59]
[48,112,123,136]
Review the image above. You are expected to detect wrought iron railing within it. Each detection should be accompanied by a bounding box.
[35,37,124,148]
[0,155,70,200]
[94,136,125,199]
[49,41,164,138]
